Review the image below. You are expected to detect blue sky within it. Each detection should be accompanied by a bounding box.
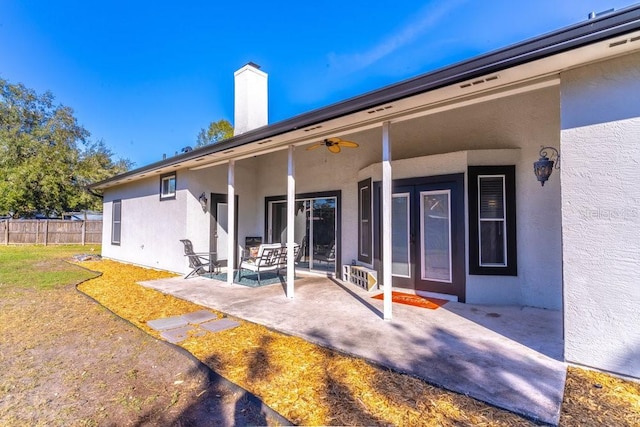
[1,1,635,167]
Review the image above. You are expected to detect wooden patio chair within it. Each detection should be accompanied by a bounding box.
[180,239,218,279]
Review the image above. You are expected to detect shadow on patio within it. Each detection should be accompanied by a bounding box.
[140,273,566,425]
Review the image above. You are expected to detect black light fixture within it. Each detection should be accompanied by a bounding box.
[533,146,560,187]
[198,192,208,212]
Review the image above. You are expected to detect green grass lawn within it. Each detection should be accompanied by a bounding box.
[0,245,101,291]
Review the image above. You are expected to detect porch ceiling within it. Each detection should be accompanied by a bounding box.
[91,19,640,190]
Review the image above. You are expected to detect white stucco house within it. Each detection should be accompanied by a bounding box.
[90,6,640,381]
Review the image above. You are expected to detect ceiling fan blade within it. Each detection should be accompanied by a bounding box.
[328,144,341,153]
[306,143,323,150]
[338,140,359,148]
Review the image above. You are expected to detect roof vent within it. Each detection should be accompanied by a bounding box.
[459,75,499,89]
[367,105,393,114]
[588,9,614,20]
[609,35,640,48]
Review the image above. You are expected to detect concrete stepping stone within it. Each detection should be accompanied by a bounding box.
[182,310,218,324]
[200,318,240,333]
[160,325,206,344]
[147,315,188,331]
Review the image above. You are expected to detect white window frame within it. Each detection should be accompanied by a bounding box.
[160,173,176,200]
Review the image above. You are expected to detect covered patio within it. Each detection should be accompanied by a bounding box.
[140,274,566,425]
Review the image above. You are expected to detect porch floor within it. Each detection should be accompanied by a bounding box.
[140,274,566,425]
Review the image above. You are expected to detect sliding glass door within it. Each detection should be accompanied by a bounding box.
[268,196,337,274]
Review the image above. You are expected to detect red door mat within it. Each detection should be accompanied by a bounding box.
[372,291,448,310]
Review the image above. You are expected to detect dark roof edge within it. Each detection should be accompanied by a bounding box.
[91,5,640,189]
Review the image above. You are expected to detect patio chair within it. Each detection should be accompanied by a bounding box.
[180,239,218,279]
[236,243,299,285]
[314,241,335,264]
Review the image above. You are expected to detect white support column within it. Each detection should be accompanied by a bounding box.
[382,121,393,320]
[286,145,296,299]
[227,160,236,285]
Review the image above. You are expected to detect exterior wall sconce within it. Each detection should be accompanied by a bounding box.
[533,146,560,186]
[198,192,208,212]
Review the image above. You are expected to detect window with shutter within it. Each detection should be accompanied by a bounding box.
[111,200,121,245]
[468,166,517,276]
[358,178,372,263]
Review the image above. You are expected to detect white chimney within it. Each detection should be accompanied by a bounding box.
[234,62,268,136]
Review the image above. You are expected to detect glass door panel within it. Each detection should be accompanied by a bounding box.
[420,190,452,282]
[392,193,411,277]
[294,201,309,268]
[310,198,336,272]
[269,202,287,244]
[268,196,337,274]
[216,202,228,263]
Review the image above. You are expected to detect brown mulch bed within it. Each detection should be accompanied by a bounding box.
[76,260,640,426]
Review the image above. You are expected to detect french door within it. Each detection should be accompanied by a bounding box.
[377,174,465,301]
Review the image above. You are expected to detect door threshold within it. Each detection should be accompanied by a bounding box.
[415,289,458,302]
[384,287,458,302]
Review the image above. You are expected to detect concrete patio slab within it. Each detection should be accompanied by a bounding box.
[160,325,205,344]
[200,318,241,333]
[141,274,567,425]
[182,309,219,324]
[147,315,188,331]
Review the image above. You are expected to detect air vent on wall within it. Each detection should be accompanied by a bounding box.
[304,125,322,132]
[459,75,499,89]
[367,105,393,114]
[257,139,273,145]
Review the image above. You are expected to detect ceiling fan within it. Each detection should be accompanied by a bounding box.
[306,137,359,153]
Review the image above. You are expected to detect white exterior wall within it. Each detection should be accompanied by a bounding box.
[101,158,260,275]
[561,52,640,378]
[187,158,261,255]
[102,176,188,273]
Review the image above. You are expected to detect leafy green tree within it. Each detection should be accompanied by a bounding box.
[0,78,131,218]
[196,119,233,147]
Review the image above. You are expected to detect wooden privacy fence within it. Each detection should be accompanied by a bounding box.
[1,220,102,245]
